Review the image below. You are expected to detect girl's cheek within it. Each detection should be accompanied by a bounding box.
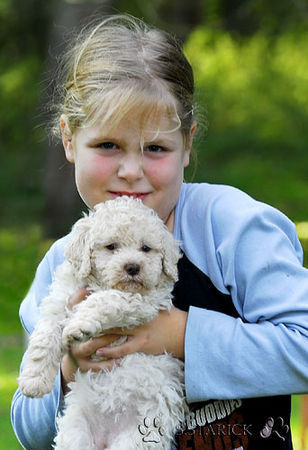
[89,154,117,177]
[147,158,182,186]
[146,158,170,180]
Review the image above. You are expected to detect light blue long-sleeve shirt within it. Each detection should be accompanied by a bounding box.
[11,183,308,449]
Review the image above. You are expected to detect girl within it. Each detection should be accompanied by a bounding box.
[11,14,308,449]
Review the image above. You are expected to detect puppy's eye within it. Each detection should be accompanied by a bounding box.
[141,245,151,253]
[105,243,117,251]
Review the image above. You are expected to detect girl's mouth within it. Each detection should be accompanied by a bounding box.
[109,191,149,200]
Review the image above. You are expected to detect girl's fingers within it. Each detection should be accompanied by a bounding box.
[69,334,122,359]
[95,335,135,359]
[69,337,122,372]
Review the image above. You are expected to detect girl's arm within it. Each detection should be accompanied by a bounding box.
[182,187,308,402]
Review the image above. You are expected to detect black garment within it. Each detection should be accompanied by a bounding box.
[172,253,292,450]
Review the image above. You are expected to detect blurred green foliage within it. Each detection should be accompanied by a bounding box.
[0,50,45,224]
[0,226,53,334]
[184,29,308,221]
[0,0,51,227]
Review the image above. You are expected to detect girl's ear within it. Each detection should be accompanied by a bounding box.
[184,123,197,168]
[190,122,197,139]
[60,114,75,163]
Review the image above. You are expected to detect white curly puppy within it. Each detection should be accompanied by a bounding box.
[18,196,187,449]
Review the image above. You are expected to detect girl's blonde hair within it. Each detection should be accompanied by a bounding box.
[53,14,195,144]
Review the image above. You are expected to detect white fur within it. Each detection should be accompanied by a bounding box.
[18,197,188,449]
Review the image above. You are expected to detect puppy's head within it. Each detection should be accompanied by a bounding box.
[65,197,181,291]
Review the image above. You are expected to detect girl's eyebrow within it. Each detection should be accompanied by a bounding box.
[144,135,179,147]
[86,134,121,145]
[83,125,118,140]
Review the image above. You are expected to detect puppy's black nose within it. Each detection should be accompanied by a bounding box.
[124,263,140,276]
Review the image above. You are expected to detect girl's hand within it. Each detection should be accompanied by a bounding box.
[60,288,122,393]
[94,307,188,361]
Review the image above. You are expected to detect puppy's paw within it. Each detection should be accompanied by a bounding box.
[18,375,54,398]
[62,321,95,346]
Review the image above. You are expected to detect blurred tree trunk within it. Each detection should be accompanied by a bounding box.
[41,0,114,238]
[157,0,204,40]
[112,0,204,41]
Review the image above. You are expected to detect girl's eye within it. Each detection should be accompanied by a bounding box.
[146,145,165,153]
[141,245,151,253]
[98,142,117,150]
[105,243,117,251]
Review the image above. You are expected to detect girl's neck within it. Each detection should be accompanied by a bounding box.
[165,209,175,233]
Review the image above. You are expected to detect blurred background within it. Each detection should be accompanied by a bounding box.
[0,0,307,448]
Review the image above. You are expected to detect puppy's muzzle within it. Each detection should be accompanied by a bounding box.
[124,263,140,276]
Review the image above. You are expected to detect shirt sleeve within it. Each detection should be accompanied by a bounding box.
[11,238,67,449]
[183,186,308,402]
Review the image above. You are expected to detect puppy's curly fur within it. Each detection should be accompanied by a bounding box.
[18,197,188,449]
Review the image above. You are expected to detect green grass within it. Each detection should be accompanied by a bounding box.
[0,226,307,448]
[0,336,23,450]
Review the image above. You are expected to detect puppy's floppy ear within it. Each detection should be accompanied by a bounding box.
[161,231,181,282]
[65,214,92,279]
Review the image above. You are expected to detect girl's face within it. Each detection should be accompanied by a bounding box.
[62,108,194,230]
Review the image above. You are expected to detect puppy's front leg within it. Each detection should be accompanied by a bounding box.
[18,316,65,397]
[18,275,72,397]
[62,290,155,347]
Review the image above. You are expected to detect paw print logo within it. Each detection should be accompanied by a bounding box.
[138,417,165,443]
[260,417,289,441]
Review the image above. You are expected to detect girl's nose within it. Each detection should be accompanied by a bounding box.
[117,153,144,182]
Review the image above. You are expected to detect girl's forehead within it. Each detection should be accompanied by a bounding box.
[95,105,181,138]
[82,83,182,135]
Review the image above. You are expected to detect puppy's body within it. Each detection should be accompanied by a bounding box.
[18,197,187,449]
[56,354,184,449]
